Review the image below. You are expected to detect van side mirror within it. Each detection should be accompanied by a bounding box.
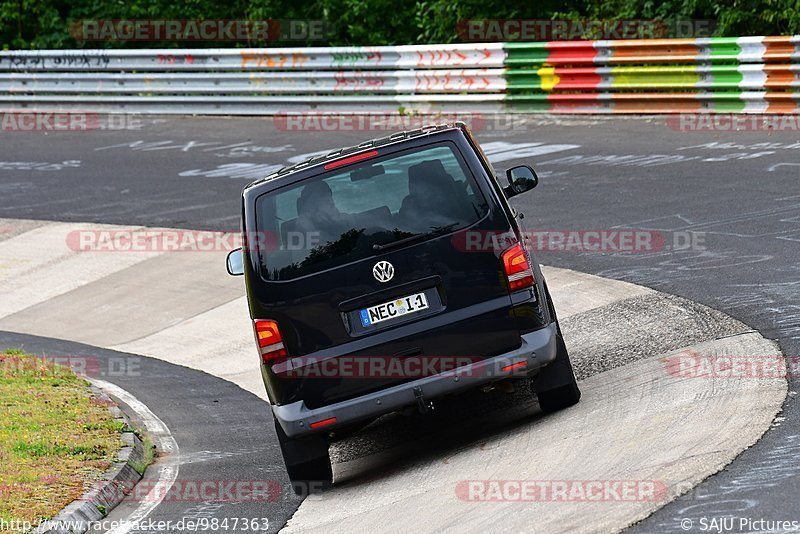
[504,165,539,198]
[226,248,244,276]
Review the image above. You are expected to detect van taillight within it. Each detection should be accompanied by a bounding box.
[501,243,534,291]
[253,319,288,365]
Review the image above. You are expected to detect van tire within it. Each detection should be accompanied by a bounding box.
[273,416,333,495]
[534,330,581,412]
[532,280,581,412]
[537,383,581,412]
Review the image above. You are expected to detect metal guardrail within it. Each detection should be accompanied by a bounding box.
[0,44,506,71]
[506,65,800,91]
[504,36,800,65]
[0,70,507,94]
[0,37,797,114]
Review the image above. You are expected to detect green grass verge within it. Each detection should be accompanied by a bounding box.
[0,349,125,526]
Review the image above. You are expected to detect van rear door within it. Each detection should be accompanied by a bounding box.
[248,138,528,407]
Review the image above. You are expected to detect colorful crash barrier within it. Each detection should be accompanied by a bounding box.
[503,36,800,113]
[0,36,797,114]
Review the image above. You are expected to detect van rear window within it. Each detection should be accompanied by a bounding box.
[255,143,489,281]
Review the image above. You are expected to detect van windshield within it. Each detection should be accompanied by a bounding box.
[255,142,489,281]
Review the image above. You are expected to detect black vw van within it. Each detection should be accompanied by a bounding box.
[227,123,580,491]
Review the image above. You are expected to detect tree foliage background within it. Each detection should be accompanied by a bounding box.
[2,0,799,49]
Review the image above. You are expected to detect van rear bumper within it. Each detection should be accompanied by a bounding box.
[272,322,558,438]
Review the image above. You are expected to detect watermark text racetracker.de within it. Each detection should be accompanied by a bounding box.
[84,479,282,503]
[456,18,715,41]
[278,355,533,379]
[663,350,800,379]
[668,114,800,132]
[1,112,143,132]
[0,352,141,378]
[69,19,334,42]
[453,229,706,254]
[456,479,668,502]
[66,229,707,254]
[272,113,527,133]
[66,229,243,252]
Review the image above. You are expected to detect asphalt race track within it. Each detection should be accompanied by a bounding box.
[2,115,800,531]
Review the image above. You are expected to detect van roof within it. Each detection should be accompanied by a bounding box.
[245,122,467,189]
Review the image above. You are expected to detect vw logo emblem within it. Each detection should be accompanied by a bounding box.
[373,261,394,283]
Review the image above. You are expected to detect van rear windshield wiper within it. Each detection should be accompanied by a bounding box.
[373,223,459,252]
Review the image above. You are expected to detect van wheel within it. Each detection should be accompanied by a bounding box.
[533,330,581,412]
[532,280,581,412]
[273,416,333,495]
[533,328,581,412]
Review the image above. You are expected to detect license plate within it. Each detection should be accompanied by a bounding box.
[360,292,429,327]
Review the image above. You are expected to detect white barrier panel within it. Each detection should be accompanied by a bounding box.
[0,44,506,71]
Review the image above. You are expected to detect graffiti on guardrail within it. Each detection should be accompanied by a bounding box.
[333,72,386,90]
[0,52,110,70]
[414,49,495,66]
[331,51,383,67]
[240,51,311,69]
[156,54,203,65]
